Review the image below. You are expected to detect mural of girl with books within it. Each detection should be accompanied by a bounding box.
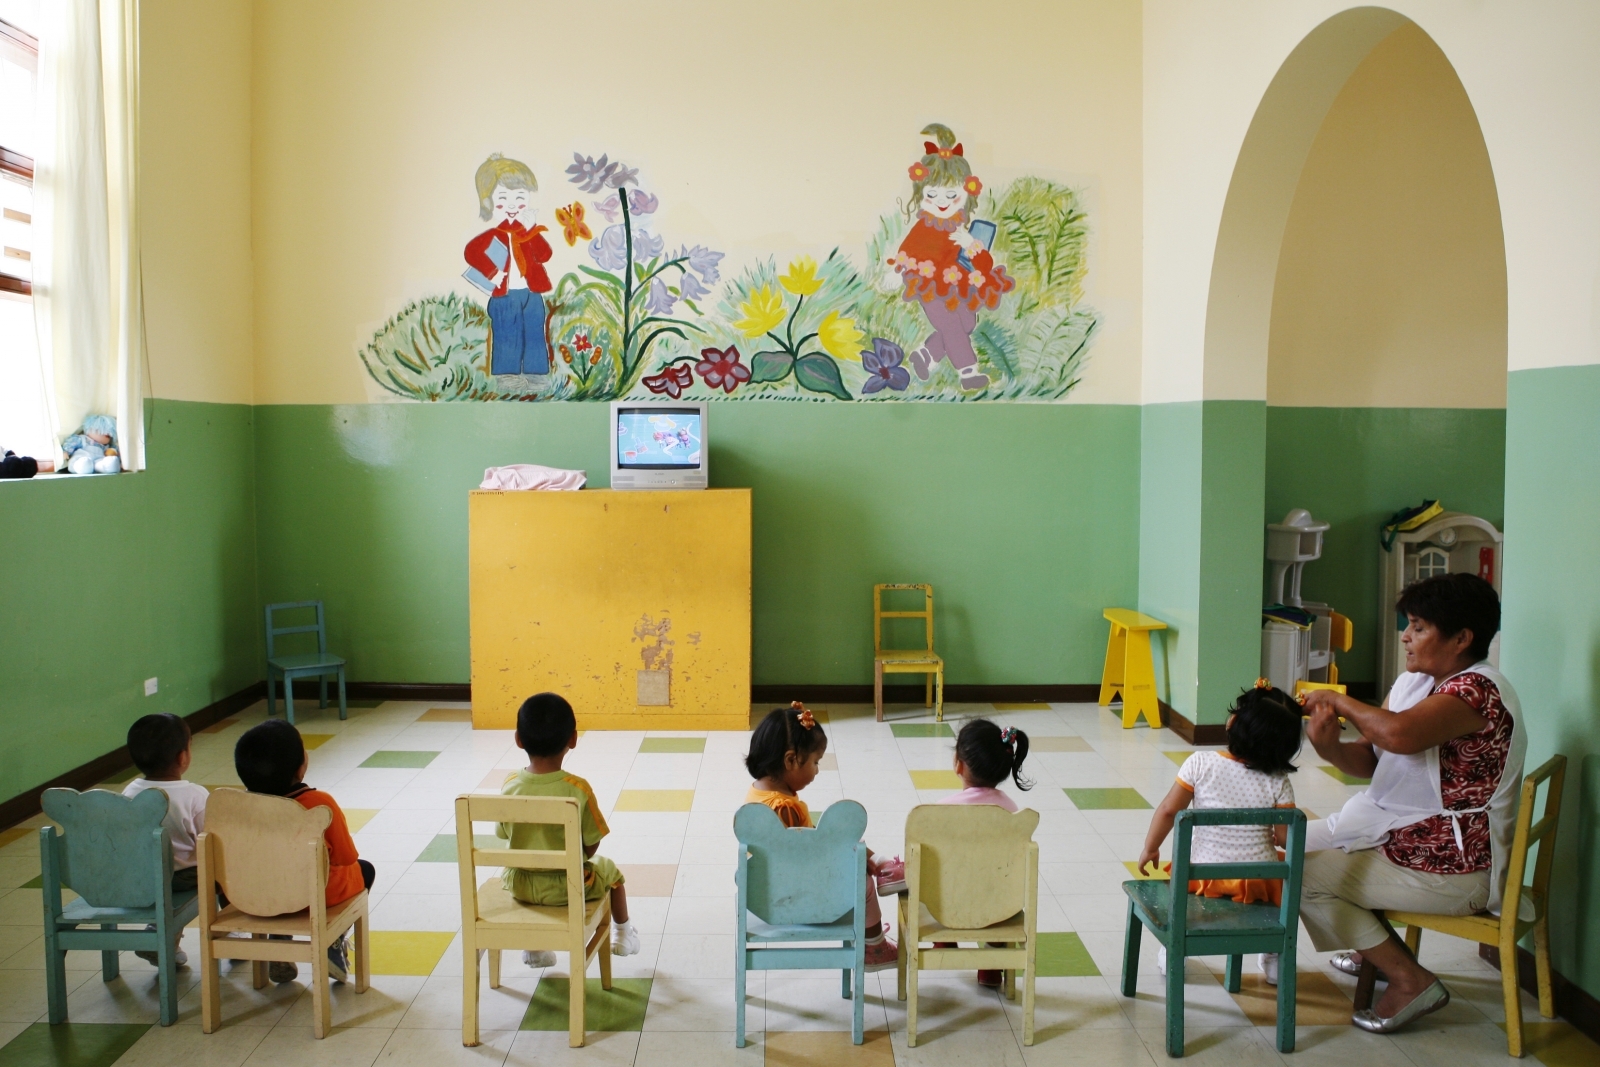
[463,154,555,378]
[888,123,1015,391]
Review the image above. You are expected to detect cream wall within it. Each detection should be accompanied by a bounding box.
[1143,0,1600,404]
[1267,23,1506,409]
[139,0,255,404]
[249,0,1143,405]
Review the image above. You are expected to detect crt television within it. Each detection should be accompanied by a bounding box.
[609,401,708,490]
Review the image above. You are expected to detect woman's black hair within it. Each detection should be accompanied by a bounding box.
[744,706,828,780]
[954,718,1033,791]
[1225,685,1302,775]
[1395,572,1500,660]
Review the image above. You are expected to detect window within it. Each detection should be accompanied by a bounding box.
[1417,546,1450,579]
[0,1,50,462]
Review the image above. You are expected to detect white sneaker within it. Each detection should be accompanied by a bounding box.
[611,920,640,957]
[133,947,187,968]
[1259,953,1280,986]
[522,950,557,968]
[1156,946,1167,975]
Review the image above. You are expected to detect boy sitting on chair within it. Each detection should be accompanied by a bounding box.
[122,713,209,968]
[498,692,639,965]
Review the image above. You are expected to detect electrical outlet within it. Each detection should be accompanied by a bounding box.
[144,677,158,696]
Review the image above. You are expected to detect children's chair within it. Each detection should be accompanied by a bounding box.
[196,787,369,1039]
[896,804,1041,1046]
[38,788,200,1027]
[1358,753,1566,1058]
[1119,807,1307,1057]
[873,583,944,722]
[734,800,869,1047]
[455,794,612,1049]
[265,600,347,725]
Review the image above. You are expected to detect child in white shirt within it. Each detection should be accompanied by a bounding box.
[122,712,209,967]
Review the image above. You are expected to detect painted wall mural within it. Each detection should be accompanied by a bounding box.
[360,124,1097,403]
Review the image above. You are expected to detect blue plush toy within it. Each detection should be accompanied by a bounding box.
[61,414,121,475]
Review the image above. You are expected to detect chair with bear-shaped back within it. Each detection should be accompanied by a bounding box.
[39,787,201,1027]
[734,800,869,1047]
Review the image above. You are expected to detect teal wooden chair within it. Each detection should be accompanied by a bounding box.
[39,788,201,1027]
[265,600,346,724]
[1120,807,1307,1057]
[734,800,869,1047]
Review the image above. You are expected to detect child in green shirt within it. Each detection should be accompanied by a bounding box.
[498,692,638,963]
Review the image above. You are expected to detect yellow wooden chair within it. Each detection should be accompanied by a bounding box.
[455,794,613,1049]
[896,804,1041,1046]
[1359,754,1566,1058]
[196,788,370,1040]
[873,583,944,722]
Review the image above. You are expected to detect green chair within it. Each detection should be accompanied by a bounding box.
[40,788,201,1027]
[1119,807,1307,1057]
[265,600,346,724]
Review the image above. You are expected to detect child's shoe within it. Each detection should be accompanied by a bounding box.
[874,856,906,896]
[1258,952,1280,986]
[1156,946,1167,975]
[134,925,187,968]
[268,934,297,983]
[327,934,350,984]
[612,919,640,957]
[523,950,557,968]
[977,970,1003,988]
[863,935,899,972]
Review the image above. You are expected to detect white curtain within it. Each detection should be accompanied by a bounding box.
[31,0,145,470]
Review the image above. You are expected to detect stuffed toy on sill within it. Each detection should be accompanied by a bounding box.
[61,414,122,475]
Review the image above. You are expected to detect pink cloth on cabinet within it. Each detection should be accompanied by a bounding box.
[479,464,586,491]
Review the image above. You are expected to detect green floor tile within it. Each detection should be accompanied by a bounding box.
[359,750,439,769]
[638,737,706,754]
[1163,750,1194,765]
[1035,932,1101,977]
[890,723,954,738]
[417,833,499,862]
[1319,766,1371,786]
[1063,787,1151,810]
[20,874,41,889]
[0,1023,149,1067]
[520,977,652,1032]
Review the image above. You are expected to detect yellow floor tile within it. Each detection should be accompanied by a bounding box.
[1228,970,1351,1026]
[0,828,30,849]
[1030,736,1095,752]
[418,707,474,722]
[617,864,678,896]
[344,808,380,833]
[300,733,335,749]
[766,1030,895,1066]
[614,790,695,812]
[1123,860,1168,880]
[909,770,963,790]
[1501,1020,1600,1067]
[369,930,456,976]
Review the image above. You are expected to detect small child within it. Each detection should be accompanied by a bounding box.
[498,693,638,964]
[744,703,898,971]
[122,713,209,968]
[1137,681,1302,985]
[235,719,373,985]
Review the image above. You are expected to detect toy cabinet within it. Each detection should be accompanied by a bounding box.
[1261,509,1351,693]
[1377,511,1502,694]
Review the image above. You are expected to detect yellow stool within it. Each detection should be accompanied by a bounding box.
[1293,680,1345,699]
[874,584,944,723]
[1098,609,1166,728]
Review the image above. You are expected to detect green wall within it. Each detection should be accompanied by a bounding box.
[253,402,1142,688]
[1502,366,1600,1001]
[0,400,260,802]
[1264,406,1506,684]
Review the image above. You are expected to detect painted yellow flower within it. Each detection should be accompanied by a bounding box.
[817,310,864,361]
[778,256,823,297]
[733,285,786,337]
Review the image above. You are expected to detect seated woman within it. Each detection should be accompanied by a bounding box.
[1299,572,1523,1034]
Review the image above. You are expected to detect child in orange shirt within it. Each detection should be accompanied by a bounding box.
[235,719,372,985]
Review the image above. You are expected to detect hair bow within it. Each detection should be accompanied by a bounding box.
[1000,726,1016,746]
[924,141,964,158]
[1254,677,1273,690]
[791,700,817,730]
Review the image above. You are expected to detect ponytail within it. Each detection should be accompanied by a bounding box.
[955,718,1034,792]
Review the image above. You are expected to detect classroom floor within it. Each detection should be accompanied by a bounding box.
[0,699,1593,1067]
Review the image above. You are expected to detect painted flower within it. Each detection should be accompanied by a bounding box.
[693,346,751,394]
[917,260,936,279]
[606,163,639,188]
[908,161,928,182]
[860,338,910,394]
[677,244,725,286]
[593,194,621,223]
[778,256,822,297]
[642,362,694,398]
[646,276,676,315]
[559,344,573,364]
[963,175,983,196]
[574,333,592,352]
[969,270,986,289]
[567,153,619,194]
[678,269,710,302]
[554,202,592,247]
[733,285,786,337]
[892,250,915,271]
[942,265,964,285]
[627,189,658,215]
[633,229,665,260]
[817,311,864,361]
[589,225,628,271]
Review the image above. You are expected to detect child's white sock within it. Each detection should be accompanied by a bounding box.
[612,919,639,957]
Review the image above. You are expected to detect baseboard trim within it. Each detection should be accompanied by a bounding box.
[282,680,472,702]
[1481,943,1600,1045]
[1161,703,1229,745]
[751,684,1103,705]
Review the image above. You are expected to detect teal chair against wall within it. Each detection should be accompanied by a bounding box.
[39,788,201,1027]
[265,600,346,725]
[1120,807,1307,1057]
[734,800,869,1047]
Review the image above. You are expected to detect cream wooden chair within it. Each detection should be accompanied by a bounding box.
[874,583,944,722]
[197,788,369,1039]
[1360,754,1566,1058]
[455,794,613,1049]
[896,804,1041,1046]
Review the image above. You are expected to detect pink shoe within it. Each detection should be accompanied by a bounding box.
[875,857,906,896]
[864,937,899,973]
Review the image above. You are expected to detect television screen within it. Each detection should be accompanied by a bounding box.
[615,408,703,469]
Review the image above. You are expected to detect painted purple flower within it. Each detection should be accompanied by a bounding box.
[589,225,628,271]
[646,277,676,315]
[593,194,620,223]
[633,229,665,260]
[627,189,658,215]
[567,153,620,194]
[861,338,910,394]
[676,244,725,286]
[605,163,639,189]
[677,269,710,302]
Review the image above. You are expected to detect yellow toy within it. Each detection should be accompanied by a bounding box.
[1098,608,1166,728]
[873,584,944,722]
